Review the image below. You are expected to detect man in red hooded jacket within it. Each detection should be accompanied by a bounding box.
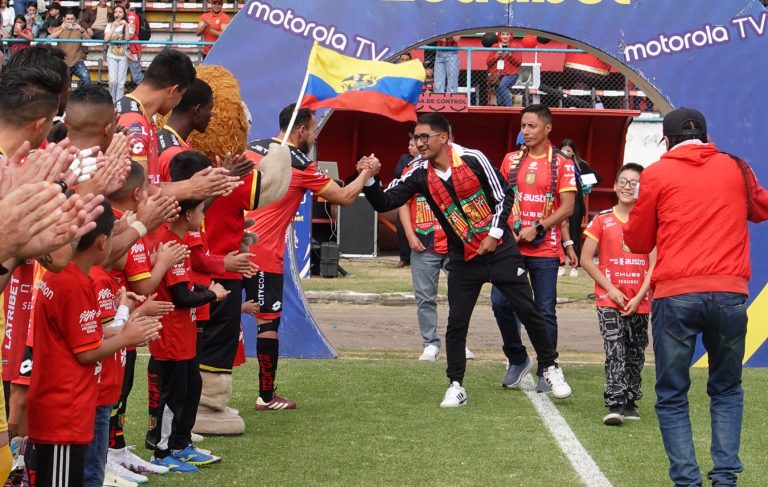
[624,107,768,487]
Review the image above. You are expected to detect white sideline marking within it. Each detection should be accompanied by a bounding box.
[521,375,613,487]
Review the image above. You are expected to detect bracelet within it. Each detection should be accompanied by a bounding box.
[130,220,148,238]
[562,240,575,248]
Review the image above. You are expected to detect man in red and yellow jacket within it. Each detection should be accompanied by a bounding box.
[624,107,768,487]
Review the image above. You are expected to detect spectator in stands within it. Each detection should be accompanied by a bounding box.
[433,36,459,94]
[115,0,143,84]
[398,52,411,63]
[196,0,230,60]
[486,31,521,107]
[80,0,111,40]
[48,9,91,87]
[0,0,14,46]
[23,1,41,36]
[10,15,33,56]
[423,61,434,92]
[104,4,132,103]
[40,2,61,37]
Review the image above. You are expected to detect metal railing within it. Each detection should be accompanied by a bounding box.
[2,37,214,84]
[419,45,654,111]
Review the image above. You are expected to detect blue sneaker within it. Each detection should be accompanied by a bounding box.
[151,455,198,473]
[172,444,221,466]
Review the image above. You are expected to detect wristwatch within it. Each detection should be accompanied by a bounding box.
[562,239,575,248]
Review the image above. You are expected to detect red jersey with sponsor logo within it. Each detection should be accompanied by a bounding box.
[157,126,191,183]
[118,95,160,185]
[90,266,126,406]
[185,228,213,321]
[246,139,331,274]
[149,229,197,361]
[2,260,36,382]
[28,262,102,445]
[111,208,152,287]
[206,151,261,280]
[584,209,651,313]
[501,148,576,258]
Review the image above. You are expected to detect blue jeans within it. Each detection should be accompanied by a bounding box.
[491,256,559,375]
[69,61,91,87]
[83,404,113,487]
[495,74,518,106]
[128,57,144,84]
[652,292,747,487]
[434,50,459,94]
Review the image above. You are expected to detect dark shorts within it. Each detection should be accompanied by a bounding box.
[199,279,243,372]
[244,271,284,321]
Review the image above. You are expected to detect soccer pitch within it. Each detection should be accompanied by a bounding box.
[126,355,768,486]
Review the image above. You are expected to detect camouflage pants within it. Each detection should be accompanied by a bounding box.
[597,307,649,408]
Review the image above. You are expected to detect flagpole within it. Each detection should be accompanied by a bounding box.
[282,44,315,146]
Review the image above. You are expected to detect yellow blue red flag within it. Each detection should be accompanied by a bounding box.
[300,44,426,122]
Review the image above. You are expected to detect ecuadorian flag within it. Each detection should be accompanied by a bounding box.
[300,44,425,122]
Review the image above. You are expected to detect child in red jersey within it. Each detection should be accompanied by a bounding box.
[26,201,162,487]
[581,163,656,427]
[148,197,227,473]
[88,249,174,487]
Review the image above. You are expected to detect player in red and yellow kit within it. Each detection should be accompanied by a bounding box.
[245,104,377,410]
[582,163,655,426]
[494,105,578,392]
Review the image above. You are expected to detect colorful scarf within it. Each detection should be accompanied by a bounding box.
[427,147,496,260]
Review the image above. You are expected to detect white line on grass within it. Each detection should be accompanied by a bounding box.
[521,375,613,487]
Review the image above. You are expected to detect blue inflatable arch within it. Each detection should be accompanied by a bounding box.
[212,1,768,365]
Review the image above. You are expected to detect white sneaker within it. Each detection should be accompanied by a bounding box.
[111,446,168,476]
[103,464,140,487]
[191,432,205,443]
[105,459,148,484]
[419,344,439,361]
[543,365,572,399]
[465,347,476,360]
[557,266,566,277]
[569,268,579,278]
[440,381,467,407]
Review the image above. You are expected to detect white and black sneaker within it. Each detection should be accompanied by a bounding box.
[543,365,572,399]
[439,381,467,408]
[603,406,624,426]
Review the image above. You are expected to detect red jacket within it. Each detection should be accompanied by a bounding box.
[624,141,768,298]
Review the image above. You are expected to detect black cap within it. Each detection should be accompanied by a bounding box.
[663,107,707,137]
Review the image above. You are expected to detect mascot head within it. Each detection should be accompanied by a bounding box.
[159,65,250,163]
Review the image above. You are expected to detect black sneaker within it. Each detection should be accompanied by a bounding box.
[602,406,624,426]
[622,403,640,421]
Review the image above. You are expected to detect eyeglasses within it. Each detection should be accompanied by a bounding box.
[411,132,445,143]
[616,178,639,189]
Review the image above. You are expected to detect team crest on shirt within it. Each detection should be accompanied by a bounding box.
[525,173,536,184]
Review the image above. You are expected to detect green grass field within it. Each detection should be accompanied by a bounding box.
[123,355,768,486]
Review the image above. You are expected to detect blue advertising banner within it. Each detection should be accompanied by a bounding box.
[212,0,768,365]
[291,191,313,280]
